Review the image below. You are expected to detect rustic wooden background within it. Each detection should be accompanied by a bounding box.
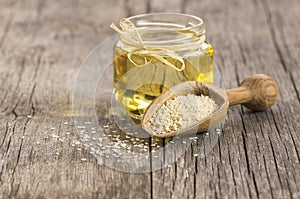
[0,0,299,198]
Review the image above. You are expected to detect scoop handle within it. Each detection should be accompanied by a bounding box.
[225,74,279,111]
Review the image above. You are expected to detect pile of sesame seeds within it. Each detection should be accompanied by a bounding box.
[149,94,218,134]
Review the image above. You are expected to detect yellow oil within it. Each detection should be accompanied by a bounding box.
[113,32,214,120]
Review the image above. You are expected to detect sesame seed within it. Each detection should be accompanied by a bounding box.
[52,135,59,138]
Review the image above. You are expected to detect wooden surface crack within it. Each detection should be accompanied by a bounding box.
[11,94,23,119]
[289,74,300,103]
[240,114,251,174]
[251,171,260,199]
[145,0,151,13]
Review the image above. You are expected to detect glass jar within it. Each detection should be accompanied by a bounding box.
[113,13,214,120]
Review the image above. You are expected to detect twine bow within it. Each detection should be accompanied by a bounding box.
[111,18,186,71]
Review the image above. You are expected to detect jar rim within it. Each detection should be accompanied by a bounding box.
[118,13,206,53]
[127,13,204,31]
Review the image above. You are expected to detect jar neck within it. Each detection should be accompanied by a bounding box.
[119,13,206,53]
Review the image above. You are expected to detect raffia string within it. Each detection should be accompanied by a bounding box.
[110,18,186,71]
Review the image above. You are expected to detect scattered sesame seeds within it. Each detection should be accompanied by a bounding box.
[26,115,32,118]
[149,94,218,135]
[193,154,199,157]
[80,158,87,161]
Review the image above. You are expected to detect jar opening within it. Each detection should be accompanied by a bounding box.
[127,13,204,31]
[124,13,206,46]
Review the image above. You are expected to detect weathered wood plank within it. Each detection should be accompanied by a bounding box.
[150,0,300,198]
[0,0,151,198]
[0,0,299,198]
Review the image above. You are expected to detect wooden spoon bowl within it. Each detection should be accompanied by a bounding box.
[142,74,279,138]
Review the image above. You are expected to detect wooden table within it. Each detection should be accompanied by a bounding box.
[0,0,299,198]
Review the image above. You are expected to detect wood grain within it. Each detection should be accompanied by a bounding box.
[226,74,278,110]
[152,0,300,198]
[0,0,299,198]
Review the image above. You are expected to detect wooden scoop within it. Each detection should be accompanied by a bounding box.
[142,74,279,138]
